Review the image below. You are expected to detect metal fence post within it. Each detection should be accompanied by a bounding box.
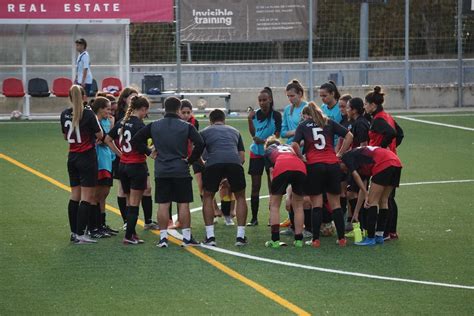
[175,0,182,93]
[404,0,410,110]
[457,0,463,107]
[308,0,314,101]
[359,1,369,85]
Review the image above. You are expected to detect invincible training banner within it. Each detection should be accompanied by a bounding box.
[0,0,174,22]
[180,0,314,42]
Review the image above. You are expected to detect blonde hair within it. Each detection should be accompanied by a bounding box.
[68,85,85,128]
[264,135,281,150]
[302,101,328,128]
[120,95,150,141]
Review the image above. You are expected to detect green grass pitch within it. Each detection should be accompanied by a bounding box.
[0,114,473,314]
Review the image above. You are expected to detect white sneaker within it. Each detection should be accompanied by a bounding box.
[122,223,127,230]
[224,216,235,226]
[75,234,97,244]
[144,221,160,230]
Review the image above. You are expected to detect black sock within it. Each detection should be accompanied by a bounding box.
[332,208,345,240]
[348,198,357,221]
[271,224,280,241]
[376,208,389,234]
[294,233,303,241]
[142,196,153,224]
[221,201,231,216]
[95,205,101,230]
[200,194,203,201]
[322,206,332,224]
[289,207,295,230]
[68,200,79,234]
[168,204,173,220]
[125,206,139,239]
[303,209,312,231]
[340,197,347,216]
[360,207,367,230]
[77,201,91,236]
[87,204,97,231]
[250,195,259,220]
[101,212,106,226]
[388,194,398,234]
[117,197,127,223]
[311,207,322,240]
[367,206,378,238]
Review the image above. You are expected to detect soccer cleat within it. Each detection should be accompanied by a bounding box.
[90,229,104,239]
[294,240,304,248]
[144,221,160,230]
[235,236,248,247]
[246,218,258,226]
[182,237,200,247]
[338,238,347,247]
[305,239,320,248]
[321,222,336,237]
[303,230,312,239]
[375,235,385,244]
[75,234,97,244]
[123,237,139,245]
[224,216,235,226]
[157,238,168,248]
[265,240,283,248]
[122,223,127,231]
[132,234,144,244]
[280,228,294,236]
[279,218,291,227]
[389,232,399,240]
[104,225,119,236]
[70,233,77,242]
[355,237,376,246]
[201,236,217,246]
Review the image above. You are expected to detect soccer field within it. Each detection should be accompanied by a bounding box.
[0,114,473,315]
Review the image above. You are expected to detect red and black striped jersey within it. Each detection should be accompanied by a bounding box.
[264,144,306,179]
[108,116,147,164]
[342,146,402,177]
[60,107,102,153]
[293,119,348,164]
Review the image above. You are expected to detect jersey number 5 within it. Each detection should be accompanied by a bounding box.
[64,120,82,144]
[119,129,132,153]
[312,127,326,150]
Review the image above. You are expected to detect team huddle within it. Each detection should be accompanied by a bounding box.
[61,78,403,248]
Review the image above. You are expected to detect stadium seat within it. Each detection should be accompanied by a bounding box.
[2,78,25,97]
[52,77,73,97]
[101,77,122,96]
[28,78,50,97]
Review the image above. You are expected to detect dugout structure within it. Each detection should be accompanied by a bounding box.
[0,19,130,119]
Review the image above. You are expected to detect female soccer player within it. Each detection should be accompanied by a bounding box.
[60,85,103,244]
[280,79,307,228]
[264,138,307,248]
[320,81,342,124]
[345,97,370,226]
[247,87,282,226]
[292,102,353,248]
[90,97,121,238]
[114,87,138,226]
[340,146,402,246]
[106,96,153,245]
[364,86,404,240]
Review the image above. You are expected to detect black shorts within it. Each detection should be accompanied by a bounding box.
[347,174,368,193]
[192,161,205,174]
[371,166,402,187]
[67,149,98,187]
[112,157,120,179]
[305,163,341,195]
[271,171,306,196]
[248,157,269,176]
[98,170,113,187]
[203,163,246,193]
[118,163,148,193]
[155,177,193,203]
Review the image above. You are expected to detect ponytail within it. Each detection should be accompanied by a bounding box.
[365,86,385,111]
[69,85,85,128]
[320,80,341,101]
[119,95,150,141]
[302,101,328,128]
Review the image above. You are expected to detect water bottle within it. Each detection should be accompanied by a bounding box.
[353,222,363,243]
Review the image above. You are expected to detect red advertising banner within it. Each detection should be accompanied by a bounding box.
[0,0,174,22]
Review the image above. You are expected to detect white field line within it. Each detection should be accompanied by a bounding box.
[395,115,474,131]
[402,113,474,118]
[167,178,474,290]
